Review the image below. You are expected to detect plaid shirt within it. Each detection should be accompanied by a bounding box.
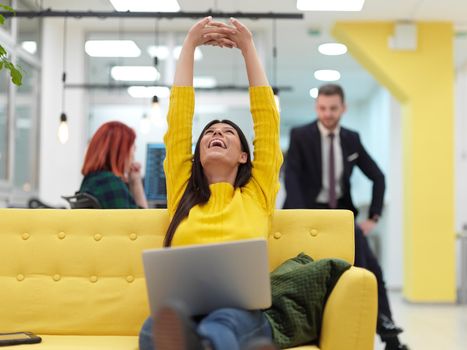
[79,171,138,209]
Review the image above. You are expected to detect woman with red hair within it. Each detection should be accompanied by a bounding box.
[79,121,148,209]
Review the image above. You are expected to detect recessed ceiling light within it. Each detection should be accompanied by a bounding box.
[128,86,170,98]
[309,88,318,98]
[297,0,365,11]
[85,40,141,57]
[109,0,180,12]
[193,77,217,88]
[21,41,37,54]
[318,43,348,56]
[173,46,203,61]
[147,45,170,60]
[314,70,341,81]
[111,66,160,81]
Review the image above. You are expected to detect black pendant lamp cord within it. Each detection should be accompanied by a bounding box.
[272,19,277,88]
[61,16,68,114]
[154,17,159,68]
[152,18,159,103]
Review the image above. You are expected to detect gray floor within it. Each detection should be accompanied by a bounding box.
[374,291,467,349]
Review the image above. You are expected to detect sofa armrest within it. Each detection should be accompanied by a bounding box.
[319,267,377,350]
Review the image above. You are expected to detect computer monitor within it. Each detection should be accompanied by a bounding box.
[144,143,167,203]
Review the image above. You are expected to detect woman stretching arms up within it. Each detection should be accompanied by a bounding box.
[139,16,282,350]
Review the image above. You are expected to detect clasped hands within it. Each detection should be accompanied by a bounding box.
[185,16,253,52]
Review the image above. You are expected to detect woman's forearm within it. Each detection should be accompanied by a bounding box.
[242,41,269,87]
[129,180,148,208]
[173,17,220,86]
[173,41,195,86]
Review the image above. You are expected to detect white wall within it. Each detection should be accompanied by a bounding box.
[343,88,390,207]
[385,97,404,288]
[342,87,404,288]
[455,65,467,232]
[39,19,86,206]
[455,64,467,292]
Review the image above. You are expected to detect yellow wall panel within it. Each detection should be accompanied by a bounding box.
[333,22,456,301]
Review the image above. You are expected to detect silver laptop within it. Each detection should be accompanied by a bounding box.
[142,239,271,316]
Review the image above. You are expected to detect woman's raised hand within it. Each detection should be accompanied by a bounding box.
[208,18,254,53]
[174,17,262,86]
[183,17,255,52]
[185,16,237,48]
[202,20,237,48]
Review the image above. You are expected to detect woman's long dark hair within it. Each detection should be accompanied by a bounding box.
[163,119,252,247]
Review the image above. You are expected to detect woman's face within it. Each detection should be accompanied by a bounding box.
[199,123,247,169]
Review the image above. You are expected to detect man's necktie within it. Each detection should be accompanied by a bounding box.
[328,133,337,208]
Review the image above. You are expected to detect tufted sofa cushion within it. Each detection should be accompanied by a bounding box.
[1,209,167,335]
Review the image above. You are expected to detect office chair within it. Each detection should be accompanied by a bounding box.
[28,197,66,209]
[61,192,102,209]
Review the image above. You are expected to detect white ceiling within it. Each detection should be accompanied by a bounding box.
[35,0,467,127]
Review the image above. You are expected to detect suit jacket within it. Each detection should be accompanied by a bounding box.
[283,120,385,219]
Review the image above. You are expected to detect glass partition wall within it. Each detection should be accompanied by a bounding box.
[0,0,41,207]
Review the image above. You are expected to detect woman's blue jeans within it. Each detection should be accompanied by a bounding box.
[139,308,272,350]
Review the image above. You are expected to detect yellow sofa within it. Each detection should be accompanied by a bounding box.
[0,209,376,350]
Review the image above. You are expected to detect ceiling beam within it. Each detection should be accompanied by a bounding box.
[1,9,303,20]
[65,83,293,92]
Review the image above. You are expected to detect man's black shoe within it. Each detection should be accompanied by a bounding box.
[385,343,410,350]
[377,314,403,337]
[383,337,409,350]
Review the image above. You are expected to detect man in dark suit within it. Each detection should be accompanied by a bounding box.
[283,84,408,350]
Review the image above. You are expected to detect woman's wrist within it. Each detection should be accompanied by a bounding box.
[183,33,201,51]
[129,176,143,187]
[182,40,197,51]
[240,39,255,56]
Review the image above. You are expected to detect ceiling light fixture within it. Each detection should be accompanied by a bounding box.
[111,66,160,81]
[314,69,341,81]
[318,43,348,56]
[85,40,141,57]
[21,41,37,54]
[109,0,180,12]
[297,0,365,12]
[127,86,170,98]
[151,95,162,124]
[309,88,318,98]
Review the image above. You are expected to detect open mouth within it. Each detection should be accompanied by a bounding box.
[209,139,227,149]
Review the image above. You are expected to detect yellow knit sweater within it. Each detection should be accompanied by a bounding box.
[163,86,283,247]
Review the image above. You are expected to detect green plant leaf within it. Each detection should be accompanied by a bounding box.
[9,66,22,85]
[0,5,22,86]
[4,61,22,86]
[0,4,14,12]
[0,3,14,25]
